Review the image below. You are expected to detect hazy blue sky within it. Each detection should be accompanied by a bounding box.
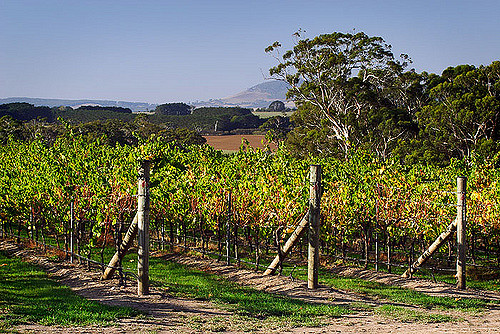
[1,0,499,104]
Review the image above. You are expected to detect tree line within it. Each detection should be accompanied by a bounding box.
[0,103,267,146]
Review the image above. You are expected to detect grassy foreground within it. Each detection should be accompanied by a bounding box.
[0,251,138,330]
[147,256,350,324]
[314,272,494,316]
[128,253,459,324]
[2,238,487,332]
[183,250,497,313]
[0,245,351,331]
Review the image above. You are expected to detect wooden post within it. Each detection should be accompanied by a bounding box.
[402,219,456,277]
[375,198,379,272]
[70,201,74,264]
[137,159,151,296]
[308,165,322,289]
[456,176,467,290]
[387,235,392,273]
[226,191,232,265]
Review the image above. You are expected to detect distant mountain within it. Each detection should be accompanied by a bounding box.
[191,80,293,109]
[1,80,293,112]
[0,97,156,112]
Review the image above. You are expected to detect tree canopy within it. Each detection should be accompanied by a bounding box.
[268,100,286,111]
[154,102,192,115]
[267,31,419,159]
[76,105,132,113]
[266,31,413,158]
[416,62,500,161]
[0,103,54,122]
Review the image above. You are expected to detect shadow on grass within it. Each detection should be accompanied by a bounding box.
[314,271,499,311]
[0,251,139,327]
[147,256,350,321]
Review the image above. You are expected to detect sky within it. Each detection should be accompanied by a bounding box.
[1,0,499,104]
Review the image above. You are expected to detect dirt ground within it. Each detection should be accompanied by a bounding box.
[2,239,500,333]
[203,135,277,152]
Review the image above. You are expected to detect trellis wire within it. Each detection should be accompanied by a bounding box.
[2,231,138,280]
[377,195,457,208]
[151,236,308,273]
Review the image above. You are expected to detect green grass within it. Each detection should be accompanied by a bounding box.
[184,313,326,332]
[305,270,496,312]
[430,271,500,292]
[0,251,139,329]
[467,279,500,291]
[374,305,456,323]
[90,247,464,324]
[120,252,461,324]
[196,249,493,314]
[189,249,497,313]
[144,256,349,322]
[117,251,351,328]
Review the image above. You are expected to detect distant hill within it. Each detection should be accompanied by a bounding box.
[191,80,293,109]
[1,80,293,111]
[0,97,156,112]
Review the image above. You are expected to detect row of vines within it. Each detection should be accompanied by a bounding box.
[2,135,500,274]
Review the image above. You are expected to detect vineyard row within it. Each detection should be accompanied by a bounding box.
[2,136,500,280]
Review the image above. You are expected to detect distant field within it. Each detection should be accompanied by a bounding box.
[252,111,295,119]
[204,134,277,152]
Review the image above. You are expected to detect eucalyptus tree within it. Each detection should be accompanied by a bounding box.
[417,61,500,160]
[266,31,416,159]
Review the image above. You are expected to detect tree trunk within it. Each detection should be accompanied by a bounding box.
[199,216,205,254]
[17,220,21,243]
[161,219,165,251]
[447,240,453,267]
[217,217,222,261]
[100,225,107,273]
[116,220,124,285]
[40,221,46,252]
[55,233,60,250]
[246,226,253,252]
[234,222,240,266]
[275,227,284,275]
[471,229,476,265]
[183,220,187,249]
